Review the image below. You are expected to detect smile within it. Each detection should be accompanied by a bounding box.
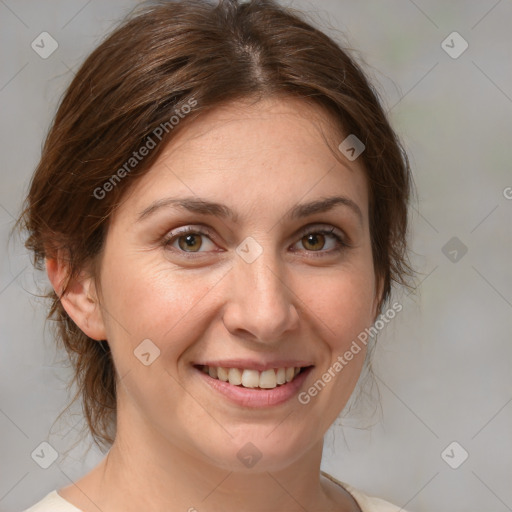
[193,364,314,408]
[197,364,310,390]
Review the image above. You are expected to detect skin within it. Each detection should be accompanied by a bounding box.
[47,96,382,512]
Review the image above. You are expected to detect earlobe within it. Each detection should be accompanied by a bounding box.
[45,253,107,341]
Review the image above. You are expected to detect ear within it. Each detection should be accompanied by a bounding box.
[45,252,107,341]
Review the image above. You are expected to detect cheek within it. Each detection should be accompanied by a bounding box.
[296,264,377,348]
[98,252,224,364]
[295,268,374,416]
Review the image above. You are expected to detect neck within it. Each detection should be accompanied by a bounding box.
[98,436,330,511]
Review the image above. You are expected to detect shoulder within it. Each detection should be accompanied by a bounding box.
[22,490,82,512]
[321,471,407,512]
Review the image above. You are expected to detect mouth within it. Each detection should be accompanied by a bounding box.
[193,363,314,407]
[193,364,313,390]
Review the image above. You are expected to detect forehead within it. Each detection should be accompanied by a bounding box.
[162,95,348,168]
[118,96,369,224]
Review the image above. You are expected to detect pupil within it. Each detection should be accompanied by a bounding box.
[305,234,323,250]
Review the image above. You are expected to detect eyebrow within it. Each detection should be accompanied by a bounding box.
[136,195,363,225]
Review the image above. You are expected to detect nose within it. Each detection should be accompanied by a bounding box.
[222,245,300,344]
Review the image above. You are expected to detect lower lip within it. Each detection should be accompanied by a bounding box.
[195,366,313,408]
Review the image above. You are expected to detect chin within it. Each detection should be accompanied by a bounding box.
[192,429,316,473]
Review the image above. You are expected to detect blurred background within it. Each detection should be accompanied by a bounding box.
[1,1,511,511]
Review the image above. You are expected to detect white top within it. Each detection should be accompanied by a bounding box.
[23,490,81,512]
[23,473,406,512]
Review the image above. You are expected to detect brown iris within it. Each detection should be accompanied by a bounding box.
[302,233,326,251]
[178,233,202,252]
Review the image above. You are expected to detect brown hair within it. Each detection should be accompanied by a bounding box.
[15,0,413,452]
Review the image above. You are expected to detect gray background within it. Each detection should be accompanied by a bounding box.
[1,1,511,511]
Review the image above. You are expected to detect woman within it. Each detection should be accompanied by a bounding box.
[19,0,413,510]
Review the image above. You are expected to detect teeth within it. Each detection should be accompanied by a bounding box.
[228,368,242,386]
[241,369,260,388]
[201,365,306,389]
[259,369,277,389]
[217,367,229,382]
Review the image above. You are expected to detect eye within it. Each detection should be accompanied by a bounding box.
[161,224,349,258]
[291,226,348,255]
[161,226,217,255]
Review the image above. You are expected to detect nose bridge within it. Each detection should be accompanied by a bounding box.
[223,237,299,341]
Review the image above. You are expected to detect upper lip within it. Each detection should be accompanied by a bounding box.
[194,360,314,372]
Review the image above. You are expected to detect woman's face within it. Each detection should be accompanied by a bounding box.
[91,96,381,471]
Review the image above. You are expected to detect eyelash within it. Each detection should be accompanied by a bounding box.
[160,225,349,258]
